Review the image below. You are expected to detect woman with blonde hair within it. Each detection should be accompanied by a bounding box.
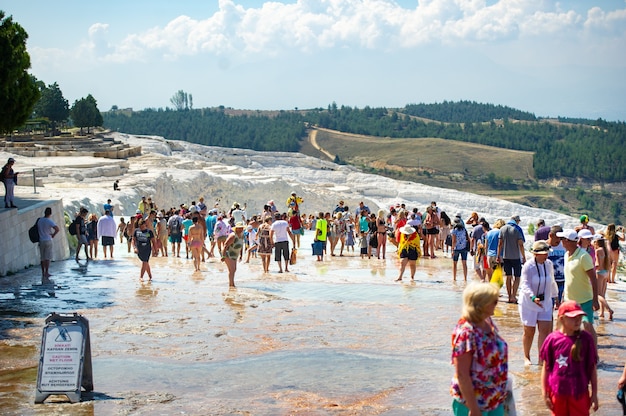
[605,224,625,284]
[451,282,508,415]
[87,213,99,259]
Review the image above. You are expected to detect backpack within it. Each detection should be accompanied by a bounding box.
[29,218,40,243]
[169,217,181,234]
[0,165,7,181]
[69,217,78,235]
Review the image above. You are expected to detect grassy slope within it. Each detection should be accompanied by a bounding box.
[300,127,625,225]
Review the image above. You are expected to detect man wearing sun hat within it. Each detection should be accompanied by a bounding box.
[557,228,599,344]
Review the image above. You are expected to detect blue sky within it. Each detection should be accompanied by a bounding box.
[4,0,626,121]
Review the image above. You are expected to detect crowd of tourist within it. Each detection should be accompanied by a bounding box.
[60,191,626,414]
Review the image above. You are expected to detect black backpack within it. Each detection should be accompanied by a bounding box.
[69,217,78,235]
[29,218,40,243]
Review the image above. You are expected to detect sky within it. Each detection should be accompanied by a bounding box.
[4,0,626,121]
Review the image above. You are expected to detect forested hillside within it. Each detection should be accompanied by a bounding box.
[403,100,537,123]
[103,107,305,152]
[103,102,626,182]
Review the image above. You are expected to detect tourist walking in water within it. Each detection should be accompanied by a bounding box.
[540,300,599,414]
[557,229,599,346]
[188,216,204,272]
[87,213,99,259]
[257,217,273,272]
[451,283,508,415]
[97,210,117,259]
[451,217,469,281]
[605,224,625,284]
[132,218,154,281]
[221,222,245,287]
[395,225,421,281]
[497,215,526,304]
[74,207,90,261]
[518,240,557,366]
[376,209,387,259]
[593,234,614,320]
[270,212,293,273]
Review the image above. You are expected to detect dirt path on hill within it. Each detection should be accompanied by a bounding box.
[308,129,335,160]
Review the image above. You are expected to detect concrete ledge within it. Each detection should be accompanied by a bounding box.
[0,199,70,276]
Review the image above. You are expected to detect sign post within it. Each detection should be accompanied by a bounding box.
[35,312,93,404]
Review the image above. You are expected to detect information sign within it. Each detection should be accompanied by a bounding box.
[35,313,93,404]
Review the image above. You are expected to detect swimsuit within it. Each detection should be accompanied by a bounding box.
[225,234,244,260]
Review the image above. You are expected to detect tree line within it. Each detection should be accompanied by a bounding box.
[103,108,305,152]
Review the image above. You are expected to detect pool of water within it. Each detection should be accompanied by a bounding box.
[1,233,624,415]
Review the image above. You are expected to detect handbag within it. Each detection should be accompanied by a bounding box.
[490,264,504,288]
[290,248,297,265]
[312,241,324,256]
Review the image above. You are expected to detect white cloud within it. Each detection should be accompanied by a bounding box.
[29,0,622,65]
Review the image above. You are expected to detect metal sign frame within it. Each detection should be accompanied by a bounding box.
[35,312,93,403]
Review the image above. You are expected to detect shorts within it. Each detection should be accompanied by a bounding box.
[519,304,553,326]
[274,241,289,261]
[452,399,504,416]
[452,249,468,261]
[426,227,438,235]
[502,258,522,277]
[579,300,594,324]
[488,256,498,270]
[102,236,115,246]
[169,234,182,243]
[399,247,419,261]
[548,391,590,416]
[78,234,88,245]
[39,240,53,261]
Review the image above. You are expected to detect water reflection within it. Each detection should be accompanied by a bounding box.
[0,233,624,414]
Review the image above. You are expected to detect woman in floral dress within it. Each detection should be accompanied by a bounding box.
[451,282,508,415]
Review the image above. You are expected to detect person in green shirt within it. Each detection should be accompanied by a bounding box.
[314,211,327,261]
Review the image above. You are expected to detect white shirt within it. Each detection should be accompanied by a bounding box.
[270,220,290,243]
[97,215,117,238]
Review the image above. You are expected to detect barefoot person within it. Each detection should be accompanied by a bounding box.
[37,207,60,283]
[132,218,154,281]
[395,225,421,281]
[188,216,204,271]
[221,222,245,287]
[518,240,557,366]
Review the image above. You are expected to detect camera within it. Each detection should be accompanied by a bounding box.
[536,294,545,301]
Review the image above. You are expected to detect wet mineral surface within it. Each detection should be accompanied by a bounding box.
[1,234,624,415]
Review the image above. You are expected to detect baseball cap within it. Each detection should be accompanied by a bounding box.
[578,229,593,239]
[556,229,578,241]
[558,300,587,318]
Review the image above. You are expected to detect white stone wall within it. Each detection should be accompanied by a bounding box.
[0,200,69,276]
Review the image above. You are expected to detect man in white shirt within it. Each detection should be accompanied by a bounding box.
[270,212,294,273]
[97,209,117,259]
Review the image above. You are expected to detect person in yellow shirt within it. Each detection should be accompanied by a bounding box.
[286,191,303,214]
